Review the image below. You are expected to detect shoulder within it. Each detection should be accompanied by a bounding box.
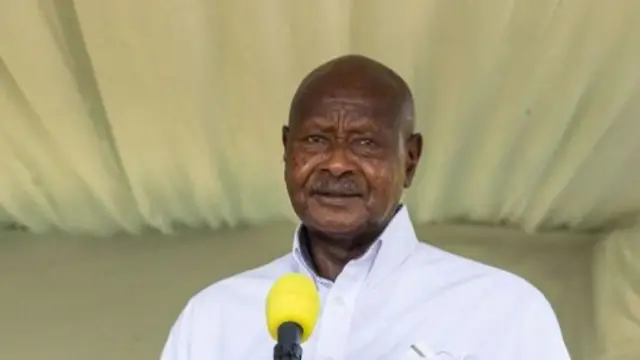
[160,254,297,358]
[409,243,569,357]
[411,241,553,311]
[189,253,295,309]
[191,254,294,304]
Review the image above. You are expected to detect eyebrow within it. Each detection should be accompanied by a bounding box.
[304,116,380,130]
[320,97,373,106]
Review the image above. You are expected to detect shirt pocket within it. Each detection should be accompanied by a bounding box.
[378,341,435,360]
[380,341,477,360]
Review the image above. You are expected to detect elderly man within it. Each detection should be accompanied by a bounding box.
[161,55,571,360]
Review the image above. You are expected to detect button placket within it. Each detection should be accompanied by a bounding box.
[313,271,366,360]
[313,292,352,360]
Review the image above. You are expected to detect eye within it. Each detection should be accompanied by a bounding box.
[355,138,375,147]
[304,135,326,144]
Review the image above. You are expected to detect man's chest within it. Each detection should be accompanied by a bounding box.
[218,283,493,360]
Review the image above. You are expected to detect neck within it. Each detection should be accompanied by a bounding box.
[304,228,379,281]
[300,206,403,281]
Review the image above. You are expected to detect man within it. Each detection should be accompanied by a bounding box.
[161,55,571,359]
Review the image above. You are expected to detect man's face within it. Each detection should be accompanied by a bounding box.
[283,93,419,238]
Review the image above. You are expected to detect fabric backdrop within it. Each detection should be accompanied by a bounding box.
[0,1,639,359]
[0,225,596,360]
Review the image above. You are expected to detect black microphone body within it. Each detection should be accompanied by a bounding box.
[273,322,303,360]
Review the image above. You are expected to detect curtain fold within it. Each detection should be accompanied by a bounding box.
[0,3,639,359]
[594,225,640,360]
[0,0,639,235]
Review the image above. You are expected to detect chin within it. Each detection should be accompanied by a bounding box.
[304,212,367,238]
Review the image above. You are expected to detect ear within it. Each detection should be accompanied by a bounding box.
[282,126,290,161]
[403,133,423,188]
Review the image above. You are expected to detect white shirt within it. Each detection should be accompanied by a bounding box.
[161,207,571,360]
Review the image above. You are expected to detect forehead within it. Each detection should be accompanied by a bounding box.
[293,91,400,130]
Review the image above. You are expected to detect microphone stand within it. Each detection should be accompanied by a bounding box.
[273,322,303,360]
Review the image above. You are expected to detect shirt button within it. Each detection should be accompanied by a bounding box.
[333,296,345,307]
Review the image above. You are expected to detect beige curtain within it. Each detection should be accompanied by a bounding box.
[0,1,639,359]
[0,224,598,360]
[1,0,639,234]
[594,224,640,360]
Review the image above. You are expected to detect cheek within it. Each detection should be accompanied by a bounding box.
[286,154,320,187]
[362,163,404,198]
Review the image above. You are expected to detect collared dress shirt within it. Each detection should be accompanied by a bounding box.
[161,207,571,360]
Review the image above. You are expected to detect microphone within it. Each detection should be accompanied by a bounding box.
[266,273,321,360]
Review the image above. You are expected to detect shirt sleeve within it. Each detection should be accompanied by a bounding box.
[160,301,195,360]
[515,293,572,360]
[160,297,223,360]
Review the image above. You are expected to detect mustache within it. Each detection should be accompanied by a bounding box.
[309,176,363,196]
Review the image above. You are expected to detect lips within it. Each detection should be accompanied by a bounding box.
[310,191,362,207]
[312,191,361,198]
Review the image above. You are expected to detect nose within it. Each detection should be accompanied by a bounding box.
[321,146,356,177]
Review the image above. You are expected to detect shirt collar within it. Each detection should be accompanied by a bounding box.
[292,205,419,286]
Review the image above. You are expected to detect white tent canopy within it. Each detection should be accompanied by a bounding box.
[0,1,638,359]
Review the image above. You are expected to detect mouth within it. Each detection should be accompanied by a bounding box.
[311,190,362,198]
[310,191,362,206]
